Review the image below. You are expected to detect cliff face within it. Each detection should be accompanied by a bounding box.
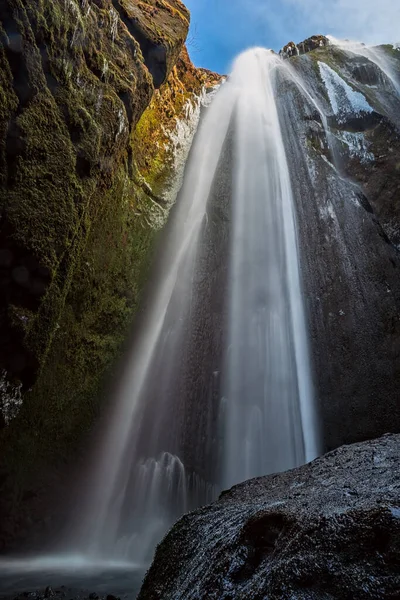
[0,0,188,392]
[0,0,219,549]
[139,41,400,599]
[278,41,400,451]
[139,40,400,598]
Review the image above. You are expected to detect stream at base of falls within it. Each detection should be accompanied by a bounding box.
[0,560,143,600]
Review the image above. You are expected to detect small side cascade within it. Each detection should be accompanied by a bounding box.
[328,36,400,97]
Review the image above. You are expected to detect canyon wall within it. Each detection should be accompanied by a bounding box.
[0,0,218,549]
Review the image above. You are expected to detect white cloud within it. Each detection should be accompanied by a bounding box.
[239,0,399,48]
[283,0,400,44]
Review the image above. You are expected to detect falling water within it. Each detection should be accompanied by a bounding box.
[60,48,321,564]
[328,37,400,96]
[0,30,399,600]
[221,49,319,488]
[64,79,237,564]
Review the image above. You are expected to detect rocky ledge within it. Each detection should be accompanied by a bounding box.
[139,434,400,599]
[280,34,329,58]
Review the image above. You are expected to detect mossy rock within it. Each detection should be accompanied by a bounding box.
[0,0,195,548]
[0,0,222,549]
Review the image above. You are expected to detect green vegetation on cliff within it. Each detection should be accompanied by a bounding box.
[0,0,221,547]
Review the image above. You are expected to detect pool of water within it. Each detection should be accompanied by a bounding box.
[0,556,146,600]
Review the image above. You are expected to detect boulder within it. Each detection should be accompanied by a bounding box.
[139,434,400,599]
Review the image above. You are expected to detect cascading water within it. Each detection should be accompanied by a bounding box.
[328,36,400,96]
[62,48,320,564]
[64,81,237,564]
[327,37,400,127]
[221,50,319,487]
[0,25,399,600]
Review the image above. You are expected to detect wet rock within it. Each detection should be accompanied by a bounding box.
[276,42,400,451]
[138,434,400,599]
[0,0,189,395]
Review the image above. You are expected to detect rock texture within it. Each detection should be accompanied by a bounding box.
[0,0,187,394]
[280,35,329,58]
[0,0,220,551]
[276,42,400,451]
[139,434,400,600]
[297,34,330,55]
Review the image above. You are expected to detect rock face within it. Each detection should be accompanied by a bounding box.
[139,434,400,600]
[0,0,187,394]
[297,34,330,55]
[0,0,220,550]
[277,42,400,451]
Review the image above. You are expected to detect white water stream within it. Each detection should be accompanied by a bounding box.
[221,49,319,487]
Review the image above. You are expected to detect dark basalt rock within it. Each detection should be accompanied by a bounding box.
[138,434,400,600]
[276,42,400,452]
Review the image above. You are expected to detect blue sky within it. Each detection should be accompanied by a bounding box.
[184,0,400,73]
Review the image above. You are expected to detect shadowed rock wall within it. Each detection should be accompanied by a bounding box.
[0,0,220,551]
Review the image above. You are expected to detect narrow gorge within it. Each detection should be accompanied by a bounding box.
[0,2,399,599]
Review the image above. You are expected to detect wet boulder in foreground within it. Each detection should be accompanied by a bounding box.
[139,434,400,599]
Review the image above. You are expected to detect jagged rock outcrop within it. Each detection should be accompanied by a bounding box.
[0,0,220,551]
[133,45,220,201]
[280,35,329,58]
[298,34,330,55]
[280,41,298,58]
[139,434,400,600]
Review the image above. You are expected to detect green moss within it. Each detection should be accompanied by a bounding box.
[0,0,190,513]
[379,44,400,61]
[0,164,161,494]
[0,1,207,540]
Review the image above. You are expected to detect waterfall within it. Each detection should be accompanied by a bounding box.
[0,24,399,599]
[61,47,320,564]
[2,34,399,584]
[6,36,397,574]
[221,49,319,487]
[64,79,237,564]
